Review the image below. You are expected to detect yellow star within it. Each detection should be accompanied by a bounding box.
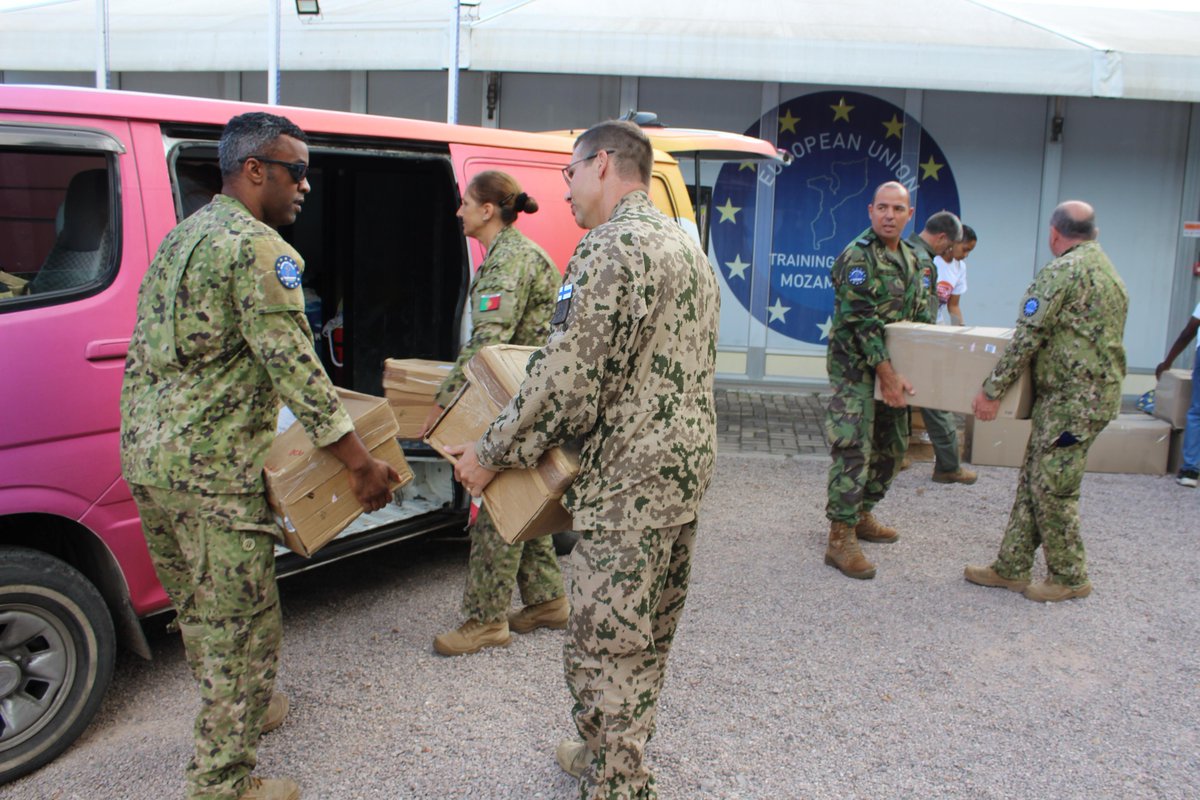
[920,156,945,180]
[715,198,741,224]
[738,161,757,172]
[830,97,855,122]
[778,109,800,135]
[882,115,904,140]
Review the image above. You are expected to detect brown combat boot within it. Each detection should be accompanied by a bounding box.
[1022,578,1092,602]
[856,511,899,544]
[433,619,511,656]
[556,739,589,778]
[963,565,1029,593]
[261,691,289,734]
[932,467,978,485]
[507,595,570,634]
[824,521,876,579]
[238,777,300,800]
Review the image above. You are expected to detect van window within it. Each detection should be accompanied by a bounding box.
[0,148,117,306]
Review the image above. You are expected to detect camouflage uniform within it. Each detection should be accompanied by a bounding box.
[905,232,962,474]
[476,191,719,800]
[981,240,1128,588]
[436,225,565,623]
[826,229,930,523]
[121,194,353,800]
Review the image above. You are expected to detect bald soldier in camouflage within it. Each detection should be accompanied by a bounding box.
[121,113,397,800]
[825,182,930,580]
[425,171,568,657]
[447,120,719,800]
[966,201,1127,603]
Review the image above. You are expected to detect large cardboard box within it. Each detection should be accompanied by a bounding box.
[382,358,454,439]
[264,389,414,557]
[1153,368,1193,429]
[426,345,580,544]
[876,322,1033,420]
[968,413,1170,474]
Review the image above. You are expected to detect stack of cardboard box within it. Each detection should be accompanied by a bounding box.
[382,358,454,439]
[426,345,579,544]
[969,413,1172,474]
[264,389,413,557]
[1152,368,1194,473]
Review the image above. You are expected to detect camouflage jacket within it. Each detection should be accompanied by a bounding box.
[120,194,353,494]
[475,190,720,530]
[435,225,559,406]
[905,232,940,324]
[827,229,930,374]
[983,241,1128,423]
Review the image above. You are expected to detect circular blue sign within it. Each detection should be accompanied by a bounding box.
[711,91,961,345]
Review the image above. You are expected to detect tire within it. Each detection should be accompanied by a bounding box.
[0,547,116,784]
[552,531,579,557]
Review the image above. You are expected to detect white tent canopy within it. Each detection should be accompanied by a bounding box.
[2,0,1200,102]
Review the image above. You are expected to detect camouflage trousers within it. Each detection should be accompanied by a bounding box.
[130,485,282,800]
[825,374,909,523]
[461,505,565,623]
[917,407,961,473]
[990,408,1110,588]
[564,520,697,800]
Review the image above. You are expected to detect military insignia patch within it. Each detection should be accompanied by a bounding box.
[847,267,867,286]
[478,293,501,312]
[275,255,302,290]
[551,283,574,326]
[1023,297,1040,317]
[922,273,931,288]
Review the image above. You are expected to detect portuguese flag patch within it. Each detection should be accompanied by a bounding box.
[478,293,502,312]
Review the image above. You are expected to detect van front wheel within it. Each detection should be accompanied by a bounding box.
[0,547,115,785]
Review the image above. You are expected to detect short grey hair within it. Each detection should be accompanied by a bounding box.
[217,112,309,177]
[574,120,653,185]
[1050,204,1097,240]
[923,210,963,241]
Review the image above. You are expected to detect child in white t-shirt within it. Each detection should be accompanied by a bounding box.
[933,225,977,326]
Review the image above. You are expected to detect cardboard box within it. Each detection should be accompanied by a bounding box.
[264,389,414,557]
[1153,368,1193,429]
[968,413,1170,474]
[426,345,580,544]
[382,358,454,439]
[875,322,1033,420]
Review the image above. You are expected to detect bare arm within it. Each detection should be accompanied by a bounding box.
[1156,316,1200,380]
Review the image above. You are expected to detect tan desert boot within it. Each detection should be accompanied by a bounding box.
[963,565,1029,593]
[824,521,876,579]
[932,467,978,485]
[856,511,899,544]
[433,619,511,656]
[238,777,300,800]
[1023,578,1092,602]
[556,739,589,779]
[261,692,289,734]
[508,596,570,634]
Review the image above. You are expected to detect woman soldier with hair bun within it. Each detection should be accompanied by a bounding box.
[424,170,569,655]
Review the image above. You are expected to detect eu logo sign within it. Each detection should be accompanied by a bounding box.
[711,90,960,346]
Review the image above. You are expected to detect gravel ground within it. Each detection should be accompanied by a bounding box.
[5,452,1199,800]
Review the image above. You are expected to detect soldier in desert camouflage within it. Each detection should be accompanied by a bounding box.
[120,112,396,800]
[966,200,1128,603]
[447,120,719,800]
[824,181,929,580]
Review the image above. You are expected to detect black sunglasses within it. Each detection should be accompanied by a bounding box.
[243,155,309,184]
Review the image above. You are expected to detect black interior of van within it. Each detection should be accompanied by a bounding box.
[171,146,467,398]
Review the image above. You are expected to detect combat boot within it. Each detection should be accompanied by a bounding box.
[824,521,876,579]
[963,565,1029,593]
[507,595,570,634]
[238,777,300,800]
[856,511,899,544]
[433,619,511,656]
[932,467,978,485]
[556,739,589,779]
[261,691,289,734]
[1022,578,1092,602]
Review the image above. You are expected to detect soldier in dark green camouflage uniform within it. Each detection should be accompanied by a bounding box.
[428,171,568,657]
[905,212,979,485]
[121,113,397,800]
[825,182,930,580]
[447,121,719,800]
[967,201,1127,602]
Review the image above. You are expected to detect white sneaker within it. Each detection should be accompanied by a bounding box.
[1177,469,1198,488]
